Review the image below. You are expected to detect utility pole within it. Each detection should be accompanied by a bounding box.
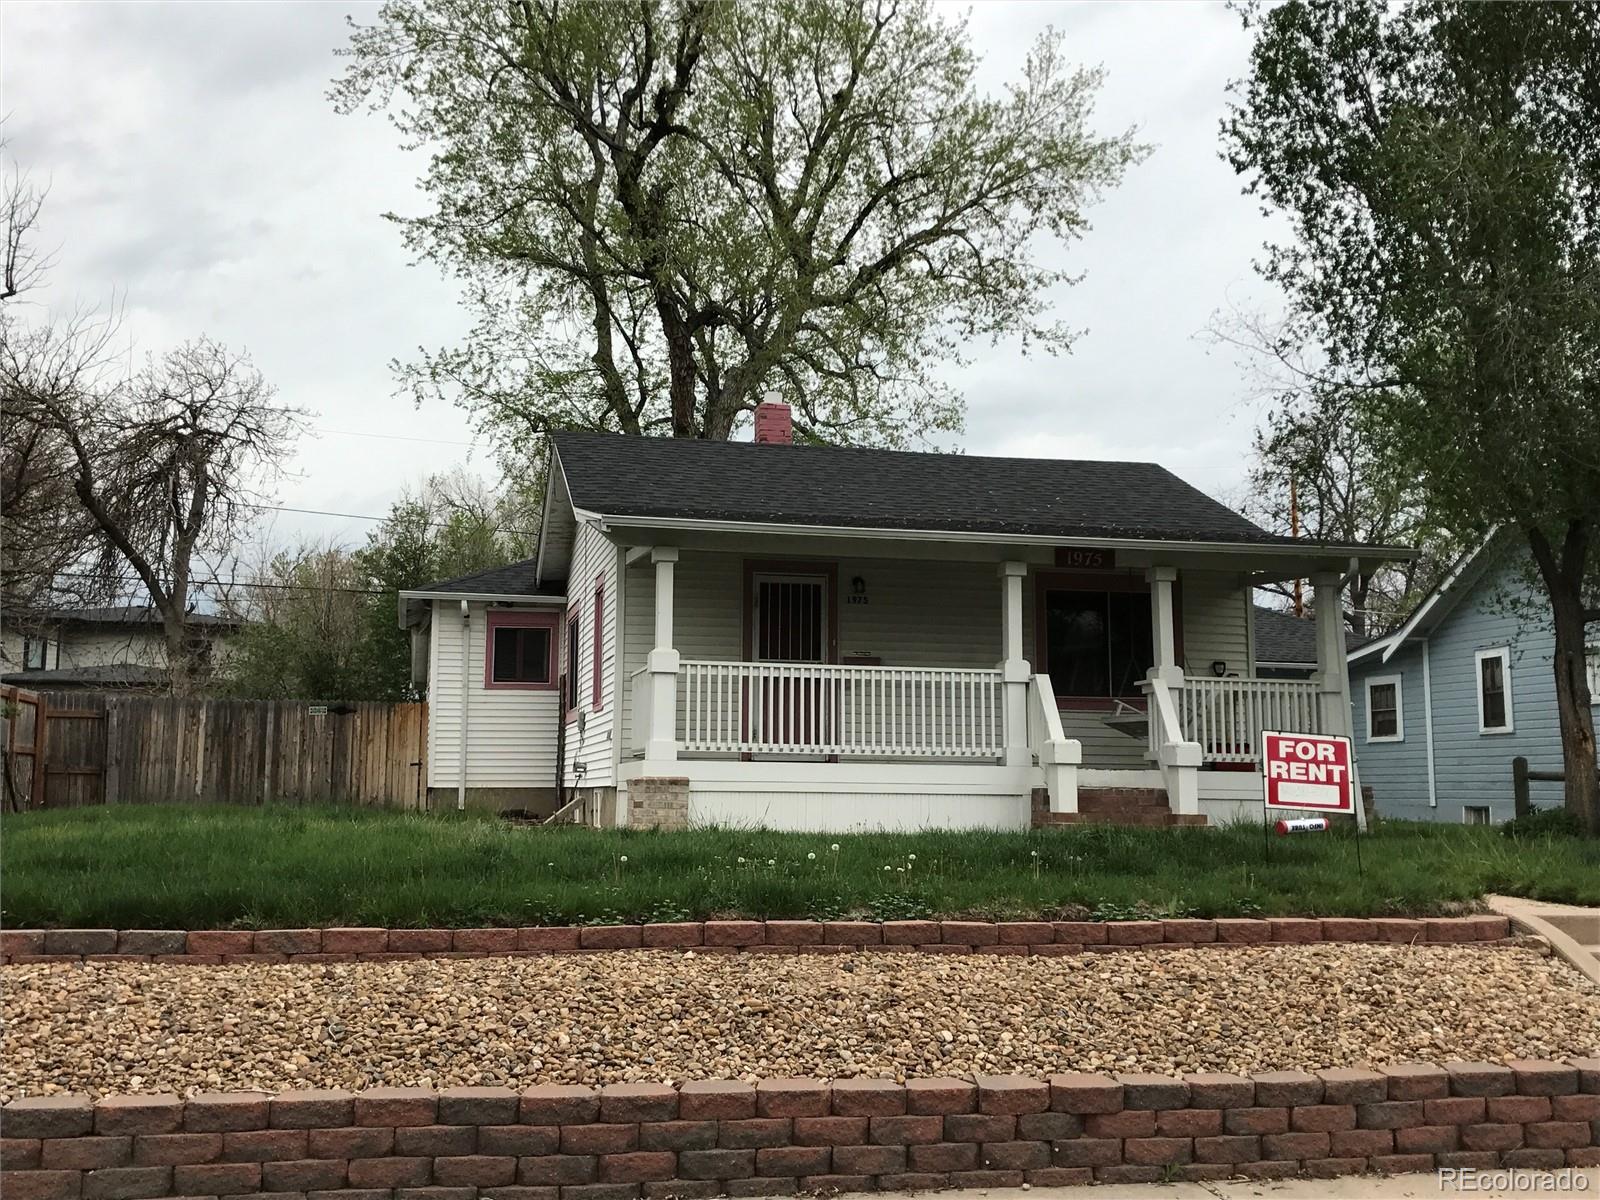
[1290,476,1303,617]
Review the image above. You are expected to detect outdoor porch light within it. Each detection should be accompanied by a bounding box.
[1210,660,1227,677]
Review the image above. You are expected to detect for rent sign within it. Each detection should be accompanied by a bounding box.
[1262,731,1356,813]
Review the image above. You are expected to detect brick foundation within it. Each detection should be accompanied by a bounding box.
[0,916,1522,966]
[627,779,690,832]
[3,1063,1594,1197]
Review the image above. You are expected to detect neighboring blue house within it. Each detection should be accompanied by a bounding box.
[1347,532,1599,824]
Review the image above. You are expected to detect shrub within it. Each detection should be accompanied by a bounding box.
[1502,804,1584,840]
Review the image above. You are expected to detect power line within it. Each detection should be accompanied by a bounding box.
[242,501,537,538]
[38,570,395,597]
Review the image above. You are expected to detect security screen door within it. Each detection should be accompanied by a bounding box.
[750,574,829,748]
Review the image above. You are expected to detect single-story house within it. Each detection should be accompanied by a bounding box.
[0,605,237,692]
[1348,531,1599,824]
[399,402,1408,831]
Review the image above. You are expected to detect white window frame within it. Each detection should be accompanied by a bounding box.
[1586,644,1599,702]
[1462,805,1492,826]
[1364,673,1404,742]
[1475,646,1514,734]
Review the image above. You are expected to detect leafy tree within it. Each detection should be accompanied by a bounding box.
[333,0,1142,452]
[1225,0,1600,831]
[221,545,373,700]
[221,470,538,701]
[1245,385,1461,638]
[353,470,540,699]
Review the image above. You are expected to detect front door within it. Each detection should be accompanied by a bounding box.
[749,573,830,748]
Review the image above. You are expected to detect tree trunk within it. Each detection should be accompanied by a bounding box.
[1549,585,1599,835]
[1528,523,1599,836]
[656,297,700,437]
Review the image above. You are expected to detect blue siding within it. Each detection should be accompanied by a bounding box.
[1350,553,1588,823]
[1350,643,1431,812]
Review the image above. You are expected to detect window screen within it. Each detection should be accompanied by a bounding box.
[1368,682,1398,738]
[1479,654,1508,729]
[1044,589,1152,698]
[491,625,552,684]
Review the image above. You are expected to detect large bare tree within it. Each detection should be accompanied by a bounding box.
[4,335,305,692]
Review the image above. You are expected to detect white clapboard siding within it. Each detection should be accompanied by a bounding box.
[427,601,561,789]
[1177,570,1254,677]
[561,519,620,788]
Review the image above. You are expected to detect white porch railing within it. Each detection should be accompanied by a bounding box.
[1171,676,1324,763]
[679,660,1004,758]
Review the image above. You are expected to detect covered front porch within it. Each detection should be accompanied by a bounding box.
[609,532,1356,830]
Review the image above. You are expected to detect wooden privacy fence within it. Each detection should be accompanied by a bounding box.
[1,686,428,809]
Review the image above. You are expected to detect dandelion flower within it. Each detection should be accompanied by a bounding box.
[768,858,776,867]
[807,852,817,861]
[737,856,746,864]
[907,853,916,861]
[831,843,840,852]
[619,855,628,864]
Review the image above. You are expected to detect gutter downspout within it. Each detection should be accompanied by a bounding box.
[1421,637,1438,808]
[458,599,470,812]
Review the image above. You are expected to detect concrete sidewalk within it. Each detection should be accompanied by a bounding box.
[1488,893,1600,986]
[838,1167,1597,1199]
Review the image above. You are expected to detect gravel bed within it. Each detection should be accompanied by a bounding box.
[4,944,1598,1099]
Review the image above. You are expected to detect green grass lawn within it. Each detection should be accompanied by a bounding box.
[2,804,1595,930]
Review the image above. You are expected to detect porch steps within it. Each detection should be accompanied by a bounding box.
[1031,787,1208,829]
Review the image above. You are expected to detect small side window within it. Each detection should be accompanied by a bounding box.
[1476,647,1513,733]
[565,611,581,713]
[1463,805,1491,826]
[1364,675,1403,742]
[22,638,48,670]
[483,610,558,690]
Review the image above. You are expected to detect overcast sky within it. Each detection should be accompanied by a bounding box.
[3,1,1283,554]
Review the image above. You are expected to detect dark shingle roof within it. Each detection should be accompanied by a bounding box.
[551,432,1298,544]
[1252,605,1361,666]
[412,558,565,597]
[1,664,169,687]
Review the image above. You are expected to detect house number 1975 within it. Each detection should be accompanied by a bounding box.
[1056,548,1114,570]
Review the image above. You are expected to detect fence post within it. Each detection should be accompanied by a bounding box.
[29,695,47,809]
[1512,755,1530,818]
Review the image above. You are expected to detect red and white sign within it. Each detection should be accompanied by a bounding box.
[1261,731,1355,813]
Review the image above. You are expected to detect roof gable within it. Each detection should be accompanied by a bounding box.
[550,432,1301,545]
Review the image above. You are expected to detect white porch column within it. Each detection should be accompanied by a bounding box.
[1000,561,1031,767]
[646,547,680,762]
[1144,565,1183,687]
[1311,571,1353,738]
[1312,569,1365,830]
[1144,565,1200,816]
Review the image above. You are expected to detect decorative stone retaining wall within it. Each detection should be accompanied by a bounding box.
[2,1063,1596,1199]
[0,915,1516,966]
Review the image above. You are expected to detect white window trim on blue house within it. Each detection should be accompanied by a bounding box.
[1364,673,1404,742]
[1474,646,1514,735]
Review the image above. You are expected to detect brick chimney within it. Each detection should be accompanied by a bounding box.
[754,394,793,445]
